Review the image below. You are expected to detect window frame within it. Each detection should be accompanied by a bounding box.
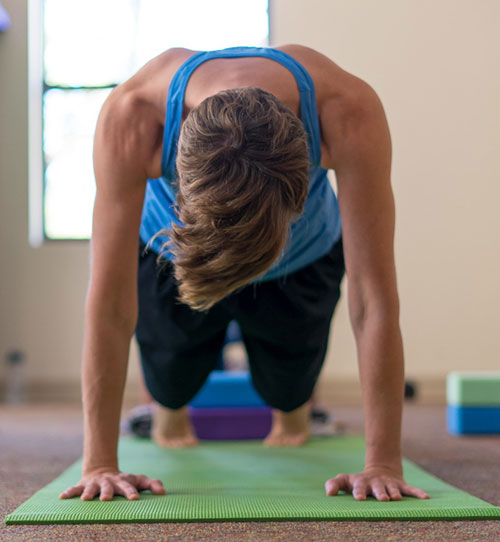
[28,0,44,247]
[28,0,271,246]
[29,0,119,245]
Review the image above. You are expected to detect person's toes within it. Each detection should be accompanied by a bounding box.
[263,432,309,447]
[152,433,199,448]
[263,432,282,447]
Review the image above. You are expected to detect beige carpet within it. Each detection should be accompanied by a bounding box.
[1,403,499,541]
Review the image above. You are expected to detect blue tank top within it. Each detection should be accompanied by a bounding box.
[140,46,342,282]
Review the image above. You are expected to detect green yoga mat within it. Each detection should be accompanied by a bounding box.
[5,436,500,524]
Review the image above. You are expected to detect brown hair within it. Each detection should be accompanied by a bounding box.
[158,86,309,311]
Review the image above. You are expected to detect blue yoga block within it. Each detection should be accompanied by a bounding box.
[190,370,266,408]
[447,405,500,435]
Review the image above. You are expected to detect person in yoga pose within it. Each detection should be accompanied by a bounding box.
[59,45,429,503]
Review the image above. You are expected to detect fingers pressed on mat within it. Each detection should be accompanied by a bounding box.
[370,483,390,501]
[59,485,84,499]
[352,482,368,501]
[99,480,114,501]
[114,481,139,500]
[387,485,403,501]
[81,482,99,501]
[324,479,340,496]
[325,473,350,496]
[139,476,167,495]
[403,484,430,499]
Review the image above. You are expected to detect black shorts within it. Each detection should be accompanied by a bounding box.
[135,237,345,412]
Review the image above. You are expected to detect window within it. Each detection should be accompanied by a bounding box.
[29,0,269,243]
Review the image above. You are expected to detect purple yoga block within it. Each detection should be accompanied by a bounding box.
[189,406,272,440]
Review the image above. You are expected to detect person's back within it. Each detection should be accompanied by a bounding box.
[139,46,342,309]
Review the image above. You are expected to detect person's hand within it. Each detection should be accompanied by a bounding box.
[59,468,166,501]
[325,466,430,501]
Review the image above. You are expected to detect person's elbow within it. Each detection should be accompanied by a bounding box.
[348,280,400,336]
[85,289,138,336]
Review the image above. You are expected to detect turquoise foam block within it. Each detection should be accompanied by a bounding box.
[447,371,500,406]
[447,405,500,434]
[189,370,266,408]
[4,436,500,524]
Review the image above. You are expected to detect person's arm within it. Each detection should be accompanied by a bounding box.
[60,87,166,501]
[321,80,429,501]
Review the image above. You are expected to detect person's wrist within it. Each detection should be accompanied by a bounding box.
[363,462,403,475]
[82,462,119,477]
[365,447,402,474]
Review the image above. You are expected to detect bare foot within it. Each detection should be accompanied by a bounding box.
[263,401,311,447]
[151,404,199,448]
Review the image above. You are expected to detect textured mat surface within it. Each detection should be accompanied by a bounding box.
[5,436,500,524]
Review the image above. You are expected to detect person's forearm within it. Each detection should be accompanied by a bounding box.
[354,314,404,471]
[81,312,133,475]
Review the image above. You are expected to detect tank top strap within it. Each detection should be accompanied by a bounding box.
[161,46,322,184]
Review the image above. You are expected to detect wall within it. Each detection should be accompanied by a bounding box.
[271,0,500,400]
[0,0,141,402]
[0,0,499,405]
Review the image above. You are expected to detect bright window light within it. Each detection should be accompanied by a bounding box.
[40,0,269,240]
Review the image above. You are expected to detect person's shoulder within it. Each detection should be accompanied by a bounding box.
[275,43,344,83]
[276,45,387,169]
[110,47,198,106]
[278,44,375,108]
[137,47,199,75]
[95,85,163,179]
[277,44,377,121]
[95,48,200,178]
[275,43,330,66]
[111,47,199,128]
